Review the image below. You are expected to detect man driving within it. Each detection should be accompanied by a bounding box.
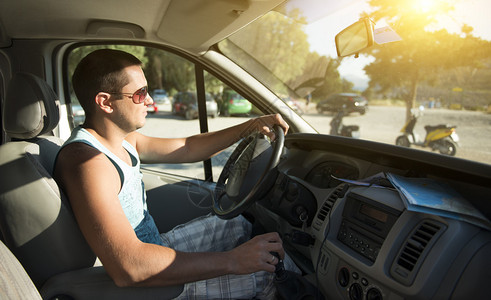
[54,49,298,299]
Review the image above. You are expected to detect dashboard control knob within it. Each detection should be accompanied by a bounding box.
[352,272,359,279]
[349,283,363,300]
[366,288,383,300]
[338,267,350,287]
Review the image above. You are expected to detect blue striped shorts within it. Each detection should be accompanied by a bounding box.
[160,214,299,299]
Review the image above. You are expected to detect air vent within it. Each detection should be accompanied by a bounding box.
[391,220,446,285]
[313,184,347,231]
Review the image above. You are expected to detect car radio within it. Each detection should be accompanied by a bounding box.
[337,192,401,262]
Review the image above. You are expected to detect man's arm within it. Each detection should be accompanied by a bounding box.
[54,143,284,287]
[129,114,289,164]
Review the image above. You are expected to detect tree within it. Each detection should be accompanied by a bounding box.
[144,48,196,94]
[364,0,491,120]
[68,45,147,78]
[221,10,350,102]
[227,11,310,86]
[309,57,355,100]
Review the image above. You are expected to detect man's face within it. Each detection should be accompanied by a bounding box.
[111,65,153,131]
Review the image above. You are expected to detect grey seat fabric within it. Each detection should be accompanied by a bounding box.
[0,72,96,288]
[0,239,42,299]
[0,72,183,299]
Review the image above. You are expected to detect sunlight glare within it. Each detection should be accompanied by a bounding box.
[416,0,436,13]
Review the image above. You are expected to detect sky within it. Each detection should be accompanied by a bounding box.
[302,0,491,90]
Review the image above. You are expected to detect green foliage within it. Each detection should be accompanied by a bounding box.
[310,58,354,102]
[227,11,309,85]
[204,72,226,96]
[220,11,351,102]
[68,45,147,79]
[144,48,195,94]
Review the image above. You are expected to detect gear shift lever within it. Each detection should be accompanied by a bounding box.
[271,252,325,300]
[271,252,288,281]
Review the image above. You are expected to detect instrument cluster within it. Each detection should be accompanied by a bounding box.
[304,161,359,188]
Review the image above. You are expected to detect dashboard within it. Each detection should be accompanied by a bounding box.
[252,133,491,300]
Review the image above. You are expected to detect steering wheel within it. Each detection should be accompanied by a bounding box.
[213,125,284,219]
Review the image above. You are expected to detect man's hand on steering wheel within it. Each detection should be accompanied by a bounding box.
[213,114,288,219]
[246,114,289,141]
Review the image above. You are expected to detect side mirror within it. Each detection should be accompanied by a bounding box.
[335,18,374,58]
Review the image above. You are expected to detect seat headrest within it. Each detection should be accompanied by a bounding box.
[3,73,60,140]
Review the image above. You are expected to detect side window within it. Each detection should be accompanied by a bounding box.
[66,45,259,181]
[204,71,262,181]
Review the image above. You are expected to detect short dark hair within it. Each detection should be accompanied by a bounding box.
[72,49,142,117]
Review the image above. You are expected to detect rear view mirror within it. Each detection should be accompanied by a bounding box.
[335,18,374,58]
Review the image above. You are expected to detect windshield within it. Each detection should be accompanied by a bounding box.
[219,0,491,165]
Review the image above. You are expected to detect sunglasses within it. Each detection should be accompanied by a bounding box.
[108,86,148,104]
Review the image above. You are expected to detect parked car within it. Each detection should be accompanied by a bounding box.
[317,93,368,115]
[151,89,170,104]
[0,1,490,300]
[71,104,86,126]
[146,103,158,114]
[172,91,218,119]
[218,89,252,116]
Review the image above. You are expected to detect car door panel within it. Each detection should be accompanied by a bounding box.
[142,169,214,233]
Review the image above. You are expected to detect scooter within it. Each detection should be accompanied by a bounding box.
[330,108,360,138]
[395,107,459,156]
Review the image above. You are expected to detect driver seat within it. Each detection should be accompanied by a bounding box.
[0,72,182,299]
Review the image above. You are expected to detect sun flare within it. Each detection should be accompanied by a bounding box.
[418,0,436,13]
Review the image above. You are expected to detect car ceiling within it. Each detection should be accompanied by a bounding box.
[0,0,286,54]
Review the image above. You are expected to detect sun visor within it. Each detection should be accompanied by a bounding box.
[156,0,285,54]
[86,20,145,39]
